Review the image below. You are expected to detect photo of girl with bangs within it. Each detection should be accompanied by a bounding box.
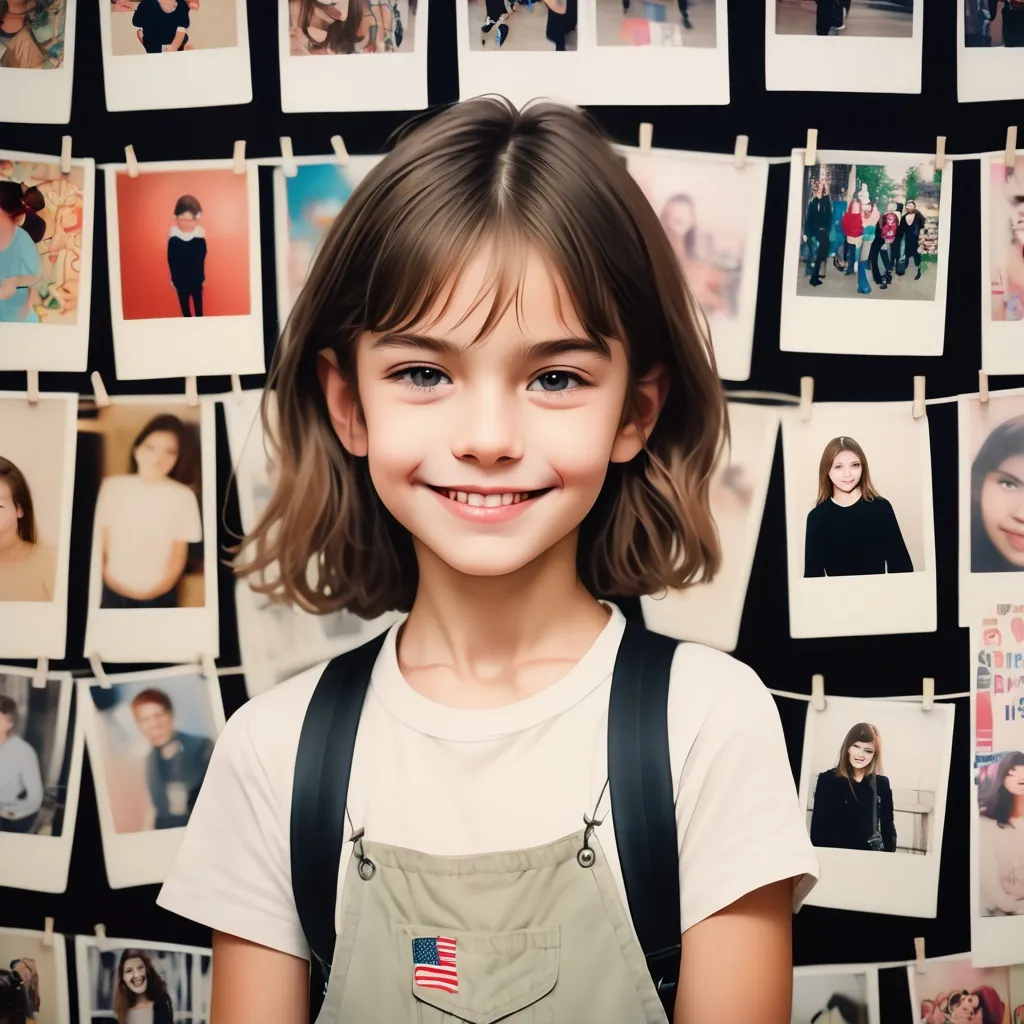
[804,435,914,577]
[971,414,1024,573]
[810,722,897,854]
[158,95,820,1023]
[978,750,1024,916]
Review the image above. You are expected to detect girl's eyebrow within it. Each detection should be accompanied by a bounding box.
[371,332,612,362]
[995,468,1024,486]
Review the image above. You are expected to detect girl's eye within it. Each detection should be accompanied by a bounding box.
[528,371,584,394]
[998,476,1020,491]
[393,366,451,391]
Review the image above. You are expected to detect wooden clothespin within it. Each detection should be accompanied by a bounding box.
[913,376,926,420]
[331,134,350,167]
[124,145,140,178]
[88,653,111,690]
[32,658,48,689]
[94,924,109,952]
[804,128,818,166]
[811,674,826,712]
[922,677,935,712]
[26,370,39,405]
[733,135,749,170]
[914,936,926,974]
[979,370,990,405]
[91,371,111,408]
[201,653,218,683]
[230,373,243,398]
[60,136,73,175]
[41,917,55,947]
[233,140,247,175]
[185,375,199,407]
[638,122,653,157]
[1006,127,1019,169]
[799,376,814,422]
[934,136,946,172]
[280,136,298,178]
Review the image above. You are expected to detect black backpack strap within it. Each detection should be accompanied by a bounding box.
[607,621,682,1018]
[290,630,389,1023]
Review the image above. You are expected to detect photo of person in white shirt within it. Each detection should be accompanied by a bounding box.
[977,749,1024,916]
[94,414,203,610]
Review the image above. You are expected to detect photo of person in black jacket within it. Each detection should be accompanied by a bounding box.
[167,194,206,318]
[803,177,832,287]
[810,722,897,853]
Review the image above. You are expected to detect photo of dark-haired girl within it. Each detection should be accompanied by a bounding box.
[810,722,897,853]
[977,750,1024,917]
[0,0,66,67]
[0,456,56,603]
[290,0,418,53]
[114,949,174,1023]
[971,413,1024,572]
[0,692,42,834]
[92,412,203,610]
[804,436,914,577]
[167,194,206,317]
[0,181,44,322]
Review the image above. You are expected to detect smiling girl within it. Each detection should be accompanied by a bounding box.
[971,414,1024,572]
[804,436,914,578]
[157,96,818,1024]
[113,950,174,1024]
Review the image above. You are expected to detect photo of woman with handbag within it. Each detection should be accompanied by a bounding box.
[809,722,897,853]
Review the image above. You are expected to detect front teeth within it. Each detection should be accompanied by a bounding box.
[445,491,529,506]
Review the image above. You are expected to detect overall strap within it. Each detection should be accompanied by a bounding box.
[290,629,389,1024]
[607,620,682,1019]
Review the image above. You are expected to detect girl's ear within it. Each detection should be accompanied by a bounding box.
[14,504,23,520]
[317,348,368,457]
[609,363,671,464]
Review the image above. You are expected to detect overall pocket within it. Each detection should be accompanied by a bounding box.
[396,924,560,1024]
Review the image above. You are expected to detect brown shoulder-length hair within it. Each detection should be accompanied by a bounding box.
[815,436,879,506]
[112,949,172,1024]
[0,456,36,544]
[834,722,883,785]
[238,95,726,618]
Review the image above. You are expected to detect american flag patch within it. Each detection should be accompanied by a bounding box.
[412,935,458,994]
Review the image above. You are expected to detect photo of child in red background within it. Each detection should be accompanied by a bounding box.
[114,167,250,321]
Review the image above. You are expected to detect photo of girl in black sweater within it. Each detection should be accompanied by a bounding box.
[971,413,1024,573]
[810,722,897,853]
[804,435,914,577]
[167,194,206,318]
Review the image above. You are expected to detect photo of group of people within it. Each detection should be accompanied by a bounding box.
[108,0,237,54]
[0,926,70,1024]
[799,694,954,917]
[0,0,66,67]
[80,667,223,888]
[288,0,418,54]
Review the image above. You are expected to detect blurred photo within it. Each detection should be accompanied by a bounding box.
[792,966,878,1024]
[108,0,238,54]
[988,157,1024,323]
[289,0,418,53]
[775,0,913,37]
[467,0,575,50]
[0,0,66,67]
[595,0,716,47]
[0,925,71,1024]
[965,0,1024,46]
[911,957,1010,1024]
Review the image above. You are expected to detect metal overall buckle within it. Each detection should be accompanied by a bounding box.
[577,812,601,868]
[350,827,376,881]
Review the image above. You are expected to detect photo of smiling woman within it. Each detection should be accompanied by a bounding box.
[971,413,1024,572]
[977,750,1024,916]
[810,722,897,854]
[113,948,174,1024]
[804,435,914,577]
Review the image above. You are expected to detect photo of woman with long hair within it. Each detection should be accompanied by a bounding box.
[0,966,28,1024]
[978,750,1024,916]
[804,435,914,577]
[94,414,203,610]
[113,949,174,1024]
[289,0,417,53]
[810,722,897,853]
[971,413,1024,572]
[0,456,56,603]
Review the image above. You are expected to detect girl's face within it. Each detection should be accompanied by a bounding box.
[1003,764,1024,797]
[175,211,198,234]
[980,453,1024,567]
[0,478,23,542]
[828,450,862,495]
[344,246,660,582]
[863,203,874,216]
[122,957,148,995]
[665,200,694,239]
[847,739,875,773]
[134,430,180,482]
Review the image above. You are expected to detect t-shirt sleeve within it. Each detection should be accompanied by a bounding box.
[156,696,309,960]
[673,656,819,933]
[173,485,203,544]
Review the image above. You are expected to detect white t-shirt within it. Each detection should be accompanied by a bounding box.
[157,604,819,960]
[95,475,202,595]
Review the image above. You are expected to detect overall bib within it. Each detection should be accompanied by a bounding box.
[315,817,671,1023]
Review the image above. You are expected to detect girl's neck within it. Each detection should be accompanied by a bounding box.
[0,530,28,561]
[1011,794,1024,821]
[400,531,609,689]
[832,487,861,508]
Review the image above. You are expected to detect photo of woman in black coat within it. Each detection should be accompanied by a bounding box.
[810,722,897,853]
[804,435,914,577]
[894,199,925,281]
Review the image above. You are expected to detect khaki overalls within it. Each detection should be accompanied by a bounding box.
[314,804,673,1023]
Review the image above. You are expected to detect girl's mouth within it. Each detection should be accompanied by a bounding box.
[429,486,552,507]
[1000,528,1024,552]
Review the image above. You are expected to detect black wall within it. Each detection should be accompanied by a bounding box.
[2,1,1022,1020]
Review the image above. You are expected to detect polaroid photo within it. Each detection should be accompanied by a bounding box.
[104,159,263,380]
[766,0,921,93]
[74,933,211,1024]
[223,389,402,696]
[908,954,1011,1024]
[273,154,383,324]
[791,964,880,1024]
[782,401,936,639]
[799,694,954,918]
[981,154,1024,374]
[1012,965,1024,1017]
[622,146,767,380]
[0,392,77,658]
[780,149,951,357]
[80,397,219,666]
[0,925,72,1023]
[958,0,1024,102]
[958,391,1024,626]
[0,0,77,124]
[280,0,427,112]
[970,609,1024,966]
[78,664,225,888]
[0,668,83,892]
[579,0,728,106]
[0,149,95,372]
[641,401,778,652]
[99,0,250,111]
